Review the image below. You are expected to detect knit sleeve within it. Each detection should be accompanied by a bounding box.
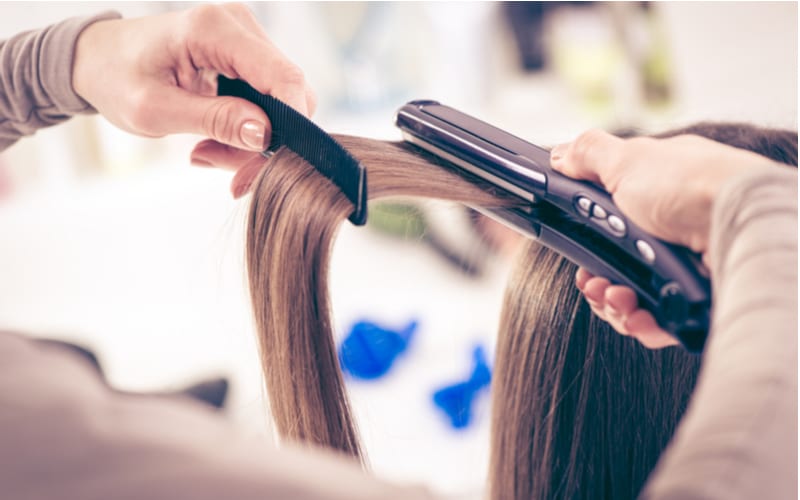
[641,165,798,499]
[0,11,120,151]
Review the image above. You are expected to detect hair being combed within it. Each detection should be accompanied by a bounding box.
[246,136,513,462]
[246,126,797,497]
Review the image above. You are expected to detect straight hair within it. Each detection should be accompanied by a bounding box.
[245,125,797,497]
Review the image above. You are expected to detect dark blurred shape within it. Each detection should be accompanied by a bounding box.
[368,201,495,278]
[503,2,589,71]
[503,2,549,71]
[36,338,230,410]
[178,378,229,410]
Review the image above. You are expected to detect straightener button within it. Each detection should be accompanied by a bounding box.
[592,205,607,219]
[636,240,656,263]
[607,215,627,236]
[576,197,592,216]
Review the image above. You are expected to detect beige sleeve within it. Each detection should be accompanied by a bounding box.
[0,11,120,151]
[0,332,435,500]
[641,165,798,499]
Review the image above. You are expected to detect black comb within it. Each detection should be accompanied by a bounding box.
[217,75,367,225]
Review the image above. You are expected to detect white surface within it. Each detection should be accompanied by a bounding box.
[0,160,513,497]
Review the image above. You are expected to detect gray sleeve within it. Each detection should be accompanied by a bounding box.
[0,11,120,152]
[641,166,798,499]
[0,332,435,500]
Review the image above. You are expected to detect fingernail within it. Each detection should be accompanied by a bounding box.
[550,143,569,163]
[241,121,267,151]
[191,155,212,167]
[606,303,620,316]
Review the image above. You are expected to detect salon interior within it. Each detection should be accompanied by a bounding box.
[0,2,796,498]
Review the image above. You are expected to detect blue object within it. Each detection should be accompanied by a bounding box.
[432,345,492,429]
[338,319,417,380]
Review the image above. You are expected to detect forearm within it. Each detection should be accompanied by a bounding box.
[642,165,798,499]
[0,11,119,152]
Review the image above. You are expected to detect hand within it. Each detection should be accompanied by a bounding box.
[550,129,779,348]
[72,3,316,196]
[575,267,679,349]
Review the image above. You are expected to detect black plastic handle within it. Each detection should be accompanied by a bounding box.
[395,100,711,352]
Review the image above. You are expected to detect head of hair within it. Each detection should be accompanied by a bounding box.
[245,124,797,497]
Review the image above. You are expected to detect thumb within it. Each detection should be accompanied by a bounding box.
[153,88,272,152]
[549,129,626,193]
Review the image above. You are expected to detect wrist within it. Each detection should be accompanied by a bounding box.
[72,16,119,108]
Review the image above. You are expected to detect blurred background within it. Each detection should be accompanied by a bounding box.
[0,2,796,498]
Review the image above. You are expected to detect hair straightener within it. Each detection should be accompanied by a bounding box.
[395,100,711,352]
[217,76,709,352]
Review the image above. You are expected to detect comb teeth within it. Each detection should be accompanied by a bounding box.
[217,76,367,225]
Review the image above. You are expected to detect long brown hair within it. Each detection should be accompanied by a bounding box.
[246,137,513,463]
[490,245,698,499]
[245,126,797,497]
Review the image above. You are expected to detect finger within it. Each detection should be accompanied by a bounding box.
[582,280,609,322]
[231,159,268,198]
[586,300,607,322]
[624,310,680,349]
[583,276,611,304]
[216,30,310,116]
[222,6,317,117]
[602,285,639,335]
[584,292,629,335]
[186,5,312,116]
[575,267,594,291]
[549,129,626,191]
[604,285,639,317]
[149,88,271,151]
[637,331,680,349]
[237,46,310,116]
[231,34,310,116]
[223,3,269,41]
[306,86,318,118]
[603,311,630,336]
[190,139,263,170]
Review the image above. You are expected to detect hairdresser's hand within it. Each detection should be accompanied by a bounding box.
[550,130,778,348]
[72,3,316,196]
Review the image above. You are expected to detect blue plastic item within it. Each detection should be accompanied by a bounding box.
[432,345,492,429]
[338,319,418,380]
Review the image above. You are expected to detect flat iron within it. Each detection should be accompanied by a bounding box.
[395,100,711,352]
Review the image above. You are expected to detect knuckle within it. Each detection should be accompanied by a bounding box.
[187,4,223,31]
[570,128,606,166]
[278,62,306,87]
[126,90,158,134]
[228,2,254,19]
[202,99,237,144]
[625,136,657,155]
[192,3,220,22]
